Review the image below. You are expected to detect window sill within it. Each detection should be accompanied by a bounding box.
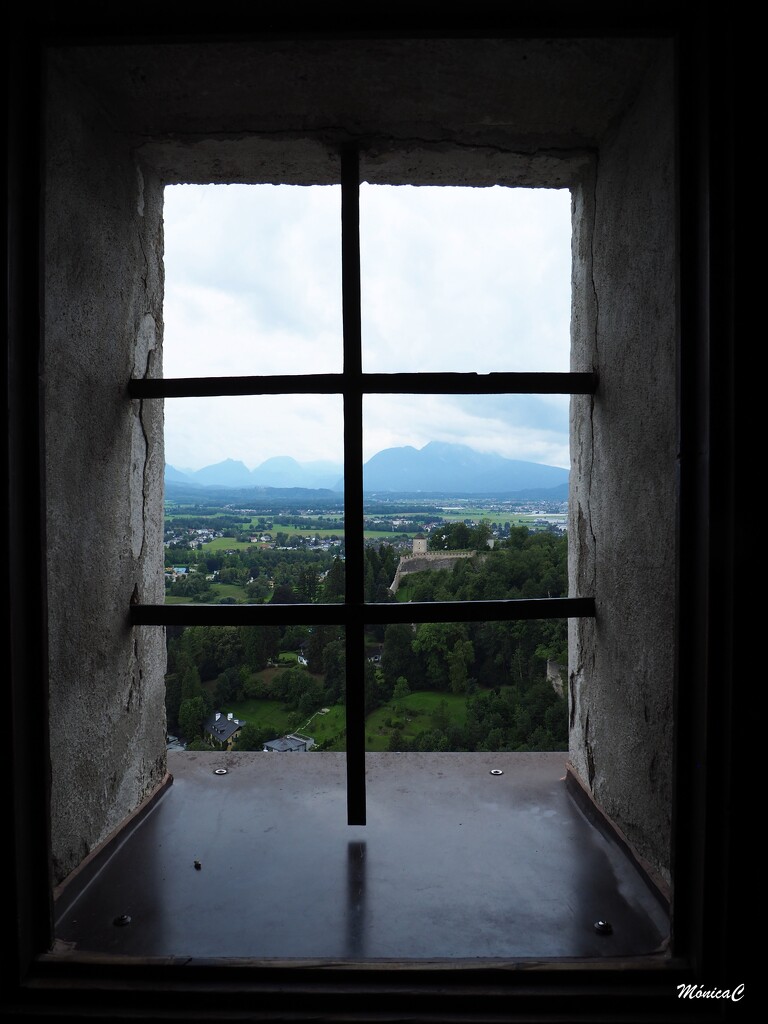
[53,751,667,962]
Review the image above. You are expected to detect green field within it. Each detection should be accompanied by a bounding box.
[439,511,541,527]
[165,581,250,604]
[305,705,346,750]
[221,688,347,750]
[365,691,469,750]
[201,536,264,551]
[196,530,410,546]
[213,680,471,753]
[226,698,300,737]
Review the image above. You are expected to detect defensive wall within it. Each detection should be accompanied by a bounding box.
[390,550,478,594]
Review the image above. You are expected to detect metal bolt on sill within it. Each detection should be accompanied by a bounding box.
[594,920,613,935]
[489,769,504,776]
[113,914,131,927]
[214,768,228,775]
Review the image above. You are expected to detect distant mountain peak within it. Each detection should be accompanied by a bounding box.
[165,442,568,496]
[363,441,568,494]
[257,455,301,469]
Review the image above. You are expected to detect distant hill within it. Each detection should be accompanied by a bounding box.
[165,442,569,496]
[362,441,568,494]
[164,480,341,505]
[165,456,344,492]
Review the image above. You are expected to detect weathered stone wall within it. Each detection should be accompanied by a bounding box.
[390,551,477,593]
[44,56,167,883]
[568,45,676,884]
[547,660,565,698]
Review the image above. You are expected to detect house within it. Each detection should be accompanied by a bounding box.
[263,734,315,752]
[203,711,245,750]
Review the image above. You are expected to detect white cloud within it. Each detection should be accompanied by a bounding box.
[360,184,571,374]
[164,394,344,471]
[162,183,572,471]
[363,394,570,468]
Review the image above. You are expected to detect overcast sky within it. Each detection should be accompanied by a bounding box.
[162,183,572,472]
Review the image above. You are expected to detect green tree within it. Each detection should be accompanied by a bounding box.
[429,521,470,550]
[447,637,474,694]
[164,672,182,732]
[412,622,472,691]
[179,656,203,702]
[235,723,271,751]
[432,698,450,733]
[388,728,405,752]
[214,666,243,707]
[245,578,271,601]
[322,638,346,703]
[281,624,311,652]
[381,623,415,689]
[322,558,345,602]
[241,625,279,671]
[270,582,302,604]
[392,676,410,700]
[178,695,207,744]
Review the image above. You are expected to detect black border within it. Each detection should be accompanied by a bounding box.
[4,8,740,1020]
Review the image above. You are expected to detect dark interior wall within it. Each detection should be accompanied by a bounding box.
[44,54,167,884]
[569,46,676,883]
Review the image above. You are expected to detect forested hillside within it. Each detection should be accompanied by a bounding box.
[165,526,568,752]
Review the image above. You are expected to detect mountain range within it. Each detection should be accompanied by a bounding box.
[166,456,343,491]
[166,442,569,496]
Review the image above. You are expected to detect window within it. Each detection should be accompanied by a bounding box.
[130,150,596,824]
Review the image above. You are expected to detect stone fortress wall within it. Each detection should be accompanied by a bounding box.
[390,548,478,594]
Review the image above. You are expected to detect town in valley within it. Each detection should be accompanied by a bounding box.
[165,482,569,758]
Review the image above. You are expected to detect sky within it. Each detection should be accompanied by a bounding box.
[162,183,572,473]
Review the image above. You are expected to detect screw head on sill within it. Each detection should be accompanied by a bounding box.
[594,920,613,935]
[113,914,131,927]
[489,769,504,776]
[214,768,228,775]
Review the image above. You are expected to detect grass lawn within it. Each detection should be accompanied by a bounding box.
[209,582,248,600]
[305,704,346,750]
[224,698,300,737]
[274,651,302,665]
[211,686,496,753]
[164,582,252,604]
[365,691,469,751]
[216,692,346,750]
[202,537,257,551]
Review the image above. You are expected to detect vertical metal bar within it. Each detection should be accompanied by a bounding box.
[341,146,366,825]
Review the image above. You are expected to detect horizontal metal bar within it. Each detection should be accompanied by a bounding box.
[363,597,595,623]
[130,596,594,627]
[128,371,598,399]
[129,374,345,398]
[130,603,347,627]
[362,373,597,395]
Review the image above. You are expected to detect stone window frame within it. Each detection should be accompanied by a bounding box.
[130,146,598,824]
